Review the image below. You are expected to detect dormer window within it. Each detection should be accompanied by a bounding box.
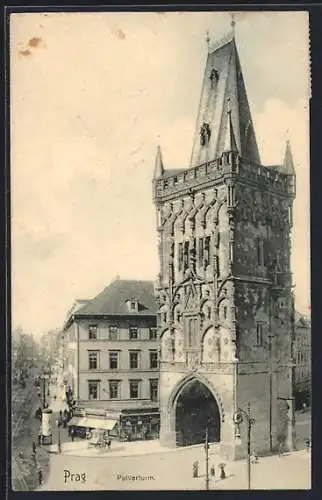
[126,299,138,312]
[209,68,219,87]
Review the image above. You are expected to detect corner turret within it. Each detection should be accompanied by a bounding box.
[154,145,165,180]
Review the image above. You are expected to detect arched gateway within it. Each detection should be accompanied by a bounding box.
[174,379,221,446]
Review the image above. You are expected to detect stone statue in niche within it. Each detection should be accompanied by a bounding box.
[209,68,219,87]
[200,123,211,146]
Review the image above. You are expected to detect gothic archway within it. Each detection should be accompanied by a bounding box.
[174,379,221,446]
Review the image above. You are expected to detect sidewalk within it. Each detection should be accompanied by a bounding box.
[47,438,221,458]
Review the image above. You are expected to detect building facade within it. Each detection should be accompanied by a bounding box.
[293,313,311,408]
[62,279,160,439]
[153,29,296,460]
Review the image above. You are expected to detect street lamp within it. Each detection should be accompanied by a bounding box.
[56,418,62,454]
[204,426,209,490]
[41,374,49,408]
[233,402,255,490]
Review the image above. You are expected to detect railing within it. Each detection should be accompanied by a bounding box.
[154,156,292,199]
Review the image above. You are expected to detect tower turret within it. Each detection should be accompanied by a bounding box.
[154,144,165,179]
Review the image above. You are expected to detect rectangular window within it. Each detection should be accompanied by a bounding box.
[149,327,157,340]
[130,301,137,310]
[88,325,98,340]
[88,351,98,370]
[129,326,138,340]
[109,325,119,340]
[183,241,189,271]
[88,381,99,400]
[150,379,158,402]
[178,243,183,271]
[129,351,139,369]
[109,351,118,370]
[109,380,120,399]
[129,380,140,399]
[204,236,211,266]
[198,238,204,267]
[256,323,263,346]
[150,351,158,369]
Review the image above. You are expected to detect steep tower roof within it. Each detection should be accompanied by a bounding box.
[190,31,261,168]
[280,140,295,175]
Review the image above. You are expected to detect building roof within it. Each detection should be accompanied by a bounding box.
[73,279,157,319]
[189,33,261,168]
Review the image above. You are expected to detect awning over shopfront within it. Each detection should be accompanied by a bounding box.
[68,416,118,430]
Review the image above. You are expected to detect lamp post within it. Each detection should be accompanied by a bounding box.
[56,418,62,454]
[205,426,209,490]
[42,374,48,408]
[233,402,255,490]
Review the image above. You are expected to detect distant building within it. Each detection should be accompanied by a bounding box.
[293,313,311,408]
[62,279,159,440]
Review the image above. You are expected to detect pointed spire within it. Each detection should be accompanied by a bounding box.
[154,144,164,179]
[282,140,295,175]
[190,31,260,167]
[230,13,236,37]
[223,98,238,153]
[205,30,210,51]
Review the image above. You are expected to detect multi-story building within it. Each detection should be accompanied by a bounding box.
[293,313,311,408]
[62,279,159,439]
[153,26,296,460]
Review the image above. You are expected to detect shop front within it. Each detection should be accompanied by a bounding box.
[68,408,120,440]
[119,409,160,441]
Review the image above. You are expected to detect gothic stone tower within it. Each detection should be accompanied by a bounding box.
[152,30,296,460]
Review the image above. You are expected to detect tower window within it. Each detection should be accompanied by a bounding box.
[204,236,211,266]
[229,242,233,262]
[257,239,264,267]
[256,323,263,346]
[178,243,183,271]
[198,238,204,267]
[223,306,227,320]
[183,241,189,271]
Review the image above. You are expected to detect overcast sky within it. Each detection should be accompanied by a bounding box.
[10,11,310,337]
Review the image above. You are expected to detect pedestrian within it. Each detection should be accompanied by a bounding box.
[210,465,215,479]
[32,441,36,454]
[59,410,63,419]
[71,428,75,442]
[107,440,111,450]
[38,468,43,486]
